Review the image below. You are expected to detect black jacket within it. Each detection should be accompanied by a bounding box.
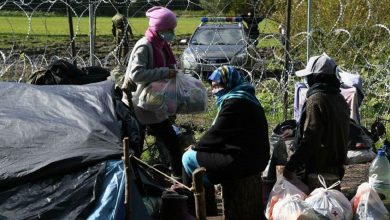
[193,98,270,183]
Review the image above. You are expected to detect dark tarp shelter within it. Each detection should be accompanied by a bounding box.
[0,81,122,189]
[0,80,150,219]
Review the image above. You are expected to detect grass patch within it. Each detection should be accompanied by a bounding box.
[0,16,202,37]
[0,15,277,37]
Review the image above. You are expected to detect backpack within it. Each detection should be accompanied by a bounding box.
[27,60,110,85]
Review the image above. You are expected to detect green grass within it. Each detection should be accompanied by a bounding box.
[0,16,202,37]
[0,15,277,36]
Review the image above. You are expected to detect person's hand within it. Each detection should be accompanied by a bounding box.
[168,69,177,78]
[283,168,296,180]
[280,128,293,139]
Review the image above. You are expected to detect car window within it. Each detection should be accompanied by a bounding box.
[191,27,244,45]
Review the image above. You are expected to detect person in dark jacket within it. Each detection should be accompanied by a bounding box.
[242,11,264,45]
[283,53,350,182]
[182,65,270,215]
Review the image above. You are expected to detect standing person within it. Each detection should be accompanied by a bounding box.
[242,11,264,45]
[121,6,183,180]
[182,65,270,216]
[112,7,134,62]
[283,53,350,182]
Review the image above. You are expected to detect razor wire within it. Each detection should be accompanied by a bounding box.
[0,0,389,132]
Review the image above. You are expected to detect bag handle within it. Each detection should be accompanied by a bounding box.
[318,174,341,190]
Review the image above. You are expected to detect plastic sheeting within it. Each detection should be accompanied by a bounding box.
[88,160,150,220]
[0,162,106,219]
[0,81,123,189]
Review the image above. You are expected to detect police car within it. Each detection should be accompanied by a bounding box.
[180,17,255,79]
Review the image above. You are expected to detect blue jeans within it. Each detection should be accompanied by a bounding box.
[182,149,212,186]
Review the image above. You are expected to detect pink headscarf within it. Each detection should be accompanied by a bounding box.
[145,6,177,68]
[146,6,177,31]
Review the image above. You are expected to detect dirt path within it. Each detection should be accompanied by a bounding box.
[341,162,370,199]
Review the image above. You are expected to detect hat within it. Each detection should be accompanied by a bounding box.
[295,53,337,77]
[146,6,177,31]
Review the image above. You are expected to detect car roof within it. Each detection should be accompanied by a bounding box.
[198,23,242,29]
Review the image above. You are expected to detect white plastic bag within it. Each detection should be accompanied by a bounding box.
[265,178,307,219]
[272,195,320,220]
[138,79,172,112]
[305,175,353,220]
[171,73,207,114]
[351,182,389,220]
[137,73,207,115]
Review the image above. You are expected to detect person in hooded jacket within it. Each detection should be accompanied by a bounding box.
[283,53,350,182]
[182,65,270,216]
[121,6,183,180]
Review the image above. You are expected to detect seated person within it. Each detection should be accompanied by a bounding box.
[182,65,270,216]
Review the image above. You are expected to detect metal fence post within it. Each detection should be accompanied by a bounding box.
[89,0,95,66]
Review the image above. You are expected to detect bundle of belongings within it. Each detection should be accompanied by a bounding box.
[265,175,390,220]
[137,72,208,115]
[304,176,353,220]
[351,182,390,219]
[0,60,185,219]
[27,59,111,85]
[265,178,317,220]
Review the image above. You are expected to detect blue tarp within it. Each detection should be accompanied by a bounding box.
[88,160,150,220]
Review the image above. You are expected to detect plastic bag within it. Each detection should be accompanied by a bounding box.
[138,79,172,112]
[172,73,207,114]
[265,178,307,220]
[137,73,207,115]
[305,175,353,220]
[346,149,376,165]
[272,195,320,220]
[351,182,390,220]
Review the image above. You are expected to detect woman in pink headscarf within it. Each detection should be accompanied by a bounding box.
[122,6,182,179]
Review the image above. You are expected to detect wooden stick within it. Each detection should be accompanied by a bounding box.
[192,167,207,220]
[123,137,132,220]
[131,155,191,191]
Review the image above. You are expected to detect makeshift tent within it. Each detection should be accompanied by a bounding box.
[0,81,150,219]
